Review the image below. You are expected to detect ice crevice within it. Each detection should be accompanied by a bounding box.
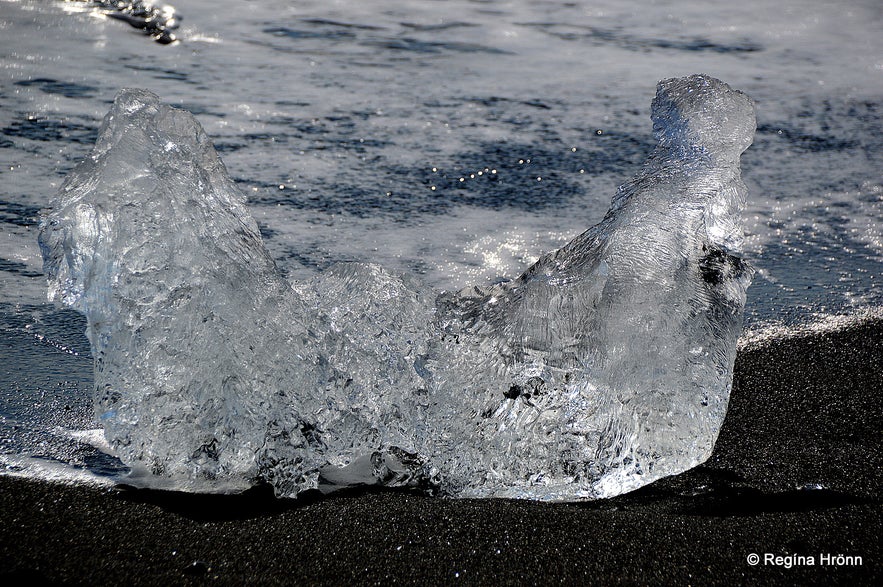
[38,74,756,501]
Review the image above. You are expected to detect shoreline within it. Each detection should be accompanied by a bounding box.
[1,317,880,585]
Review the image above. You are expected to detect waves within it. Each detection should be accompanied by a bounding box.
[2,0,880,501]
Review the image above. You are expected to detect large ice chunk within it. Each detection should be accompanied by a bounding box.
[38,74,755,500]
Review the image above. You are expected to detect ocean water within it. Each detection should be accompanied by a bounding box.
[1,0,881,486]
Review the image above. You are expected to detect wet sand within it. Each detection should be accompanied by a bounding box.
[1,319,880,585]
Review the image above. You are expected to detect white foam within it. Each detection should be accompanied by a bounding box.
[0,454,117,488]
[739,306,883,351]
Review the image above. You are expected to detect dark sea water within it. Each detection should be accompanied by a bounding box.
[0,0,881,484]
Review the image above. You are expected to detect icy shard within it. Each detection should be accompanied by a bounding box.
[39,74,755,500]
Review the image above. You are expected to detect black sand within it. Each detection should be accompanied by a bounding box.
[2,319,881,585]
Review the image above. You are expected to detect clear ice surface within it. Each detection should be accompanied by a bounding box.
[38,74,755,500]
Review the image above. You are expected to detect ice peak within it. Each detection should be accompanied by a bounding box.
[651,74,756,160]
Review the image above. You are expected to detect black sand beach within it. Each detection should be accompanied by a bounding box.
[1,318,880,585]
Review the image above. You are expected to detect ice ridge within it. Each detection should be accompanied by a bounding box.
[38,74,755,500]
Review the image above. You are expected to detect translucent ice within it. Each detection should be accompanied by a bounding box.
[38,74,755,500]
